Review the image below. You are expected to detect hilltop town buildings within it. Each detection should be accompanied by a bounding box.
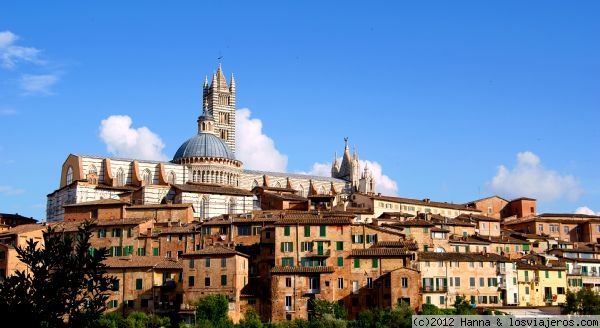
[2,66,600,322]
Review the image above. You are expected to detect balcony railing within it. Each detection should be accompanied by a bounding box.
[421,286,448,293]
[305,288,321,294]
[305,250,331,258]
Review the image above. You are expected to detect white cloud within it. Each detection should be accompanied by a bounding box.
[235,108,288,171]
[299,159,399,196]
[99,115,167,161]
[20,74,59,95]
[575,206,599,216]
[488,151,582,202]
[0,185,25,196]
[0,31,43,69]
[0,108,17,115]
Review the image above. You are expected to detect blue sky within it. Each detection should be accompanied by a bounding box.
[1,1,599,221]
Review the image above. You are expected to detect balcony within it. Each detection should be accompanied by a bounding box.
[421,286,448,293]
[305,250,331,258]
[305,288,321,294]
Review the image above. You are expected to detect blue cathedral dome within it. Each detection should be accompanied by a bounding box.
[173,132,235,161]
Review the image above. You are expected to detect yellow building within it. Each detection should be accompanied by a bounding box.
[516,261,567,306]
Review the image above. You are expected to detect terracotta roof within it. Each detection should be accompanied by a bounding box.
[128,203,191,209]
[253,186,297,193]
[471,235,527,245]
[374,241,419,250]
[448,236,491,245]
[0,223,45,236]
[351,248,412,257]
[362,193,481,212]
[264,192,308,202]
[182,245,249,257]
[63,199,128,207]
[465,195,509,204]
[95,183,139,191]
[173,183,253,196]
[49,221,85,232]
[94,218,151,226]
[378,212,415,218]
[275,217,352,225]
[516,262,565,270]
[363,224,406,237]
[418,252,510,262]
[271,266,335,274]
[456,213,501,222]
[104,256,162,268]
[154,258,184,270]
[157,225,196,234]
[0,213,37,224]
[431,227,450,233]
[540,213,600,219]
[386,219,435,227]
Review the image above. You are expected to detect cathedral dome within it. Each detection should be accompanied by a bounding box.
[173,133,235,161]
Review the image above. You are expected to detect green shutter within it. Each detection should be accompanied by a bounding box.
[336,241,343,251]
[281,242,285,252]
[337,256,343,267]
[136,278,143,290]
[545,271,549,278]
[304,226,310,237]
[354,258,360,268]
[320,226,326,237]
[372,258,378,268]
[221,275,227,286]
[558,271,562,278]
[284,226,290,236]
[153,247,159,256]
[112,280,119,291]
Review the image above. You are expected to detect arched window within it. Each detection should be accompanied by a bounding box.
[115,168,124,186]
[88,165,97,174]
[66,166,74,185]
[143,169,152,185]
[168,171,176,184]
[200,197,208,220]
[299,185,306,197]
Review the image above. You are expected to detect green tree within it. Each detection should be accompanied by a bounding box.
[194,294,233,328]
[452,295,476,315]
[349,303,414,328]
[237,309,263,328]
[563,288,600,315]
[0,221,116,328]
[420,304,442,315]
[311,299,348,320]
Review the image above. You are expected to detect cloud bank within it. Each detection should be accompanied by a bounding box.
[235,108,288,171]
[488,151,582,202]
[99,115,167,161]
[575,206,599,216]
[0,30,43,69]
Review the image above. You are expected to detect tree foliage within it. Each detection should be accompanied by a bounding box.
[92,311,171,328]
[348,302,414,328]
[452,295,476,315]
[194,294,234,328]
[311,299,348,320]
[0,221,116,327]
[562,288,600,315]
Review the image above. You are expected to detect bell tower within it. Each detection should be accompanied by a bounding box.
[203,64,236,153]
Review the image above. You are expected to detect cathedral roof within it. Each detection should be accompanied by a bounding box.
[173,132,235,161]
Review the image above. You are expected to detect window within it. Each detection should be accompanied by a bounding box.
[440,296,445,305]
[304,226,310,237]
[237,225,251,236]
[352,235,364,243]
[480,277,485,287]
[282,257,294,267]
[525,286,530,295]
[281,242,293,252]
[221,275,227,286]
[115,168,124,186]
[367,278,373,288]
[109,300,118,309]
[138,248,146,256]
[221,258,227,268]
[204,277,211,286]
[550,224,559,233]
[557,287,565,294]
[97,228,107,238]
[113,246,122,256]
[337,257,344,267]
[189,259,195,269]
[152,247,159,256]
[127,228,133,237]
[336,241,343,251]
[112,280,120,291]
[367,234,377,244]
[426,296,431,304]
[353,258,360,268]
[284,226,290,236]
[252,226,261,235]
[285,296,292,311]
[372,258,378,269]
[455,277,460,287]
[205,257,211,267]
[470,277,475,288]
[301,242,313,252]
[286,277,292,287]
[564,226,569,234]
[545,271,549,278]
[470,296,476,305]
[401,277,408,288]
[143,169,152,185]
[338,278,344,289]
[539,224,543,232]
[558,271,562,278]
[596,225,600,233]
[524,271,529,282]
[124,245,133,256]
[320,225,326,237]
[188,276,195,287]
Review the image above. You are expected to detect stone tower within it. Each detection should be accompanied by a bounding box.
[203,64,236,153]
[332,138,361,192]
[358,162,375,194]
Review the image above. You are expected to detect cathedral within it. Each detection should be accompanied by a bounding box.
[46,65,375,222]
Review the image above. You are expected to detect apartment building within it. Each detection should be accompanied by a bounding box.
[516,255,567,306]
